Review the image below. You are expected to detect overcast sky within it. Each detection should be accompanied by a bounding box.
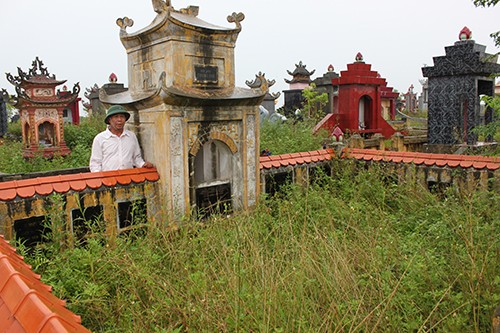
[1,0,499,107]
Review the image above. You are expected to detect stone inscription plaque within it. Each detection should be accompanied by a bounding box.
[194,65,218,84]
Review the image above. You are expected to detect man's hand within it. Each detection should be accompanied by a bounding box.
[143,161,154,168]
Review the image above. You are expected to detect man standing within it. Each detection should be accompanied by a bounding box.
[89,105,153,172]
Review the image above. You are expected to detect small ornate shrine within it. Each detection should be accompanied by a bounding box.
[6,57,79,158]
[422,27,500,145]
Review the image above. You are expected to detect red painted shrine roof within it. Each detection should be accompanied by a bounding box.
[0,235,92,332]
[21,76,67,86]
[332,61,388,86]
[341,148,500,170]
[0,168,160,201]
[6,57,67,88]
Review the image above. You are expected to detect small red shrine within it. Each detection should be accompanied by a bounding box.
[315,53,396,138]
[6,57,79,158]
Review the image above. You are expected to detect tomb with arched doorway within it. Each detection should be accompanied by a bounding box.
[314,53,396,139]
[100,2,268,219]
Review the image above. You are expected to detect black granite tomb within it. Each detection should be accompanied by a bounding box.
[422,36,500,145]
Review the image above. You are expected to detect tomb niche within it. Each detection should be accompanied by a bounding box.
[422,27,500,145]
[100,1,268,219]
[6,57,79,158]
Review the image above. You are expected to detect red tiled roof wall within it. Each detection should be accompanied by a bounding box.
[260,149,335,170]
[0,235,92,332]
[342,148,500,171]
[0,168,160,201]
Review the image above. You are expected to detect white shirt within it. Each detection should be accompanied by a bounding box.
[89,128,146,172]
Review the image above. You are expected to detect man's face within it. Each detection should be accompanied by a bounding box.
[108,113,127,132]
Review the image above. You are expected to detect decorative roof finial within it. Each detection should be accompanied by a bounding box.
[227,12,245,30]
[459,26,472,41]
[331,125,344,142]
[109,73,118,83]
[152,0,171,14]
[245,71,271,93]
[355,52,364,62]
[116,17,134,33]
[328,64,334,72]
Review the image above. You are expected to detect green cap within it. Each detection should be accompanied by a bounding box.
[105,105,130,124]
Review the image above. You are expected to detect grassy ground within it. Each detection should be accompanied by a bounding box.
[18,164,499,332]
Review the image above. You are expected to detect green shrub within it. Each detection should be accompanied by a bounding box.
[65,114,105,149]
[260,119,329,155]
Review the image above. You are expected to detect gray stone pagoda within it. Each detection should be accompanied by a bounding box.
[422,27,500,145]
[312,64,340,114]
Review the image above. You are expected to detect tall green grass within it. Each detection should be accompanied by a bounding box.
[260,119,329,155]
[19,165,499,332]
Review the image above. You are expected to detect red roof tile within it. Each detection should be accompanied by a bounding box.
[116,175,132,186]
[262,162,273,169]
[260,149,335,170]
[0,168,160,202]
[17,186,36,199]
[341,148,500,171]
[35,184,53,196]
[0,189,17,201]
[102,176,117,187]
[85,178,103,189]
[52,182,71,194]
[459,161,474,168]
[69,180,87,192]
[144,171,160,182]
[0,235,91,333]
[130,174,146,183]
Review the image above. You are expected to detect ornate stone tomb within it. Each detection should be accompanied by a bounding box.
[100,1,268,219]
[422,27,500,145]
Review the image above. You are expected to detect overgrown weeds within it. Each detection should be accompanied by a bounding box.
[260,119,328,155]
[18,167,499,332]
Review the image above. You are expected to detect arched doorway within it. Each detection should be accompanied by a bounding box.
[358,95,373,130]
[192,140,233,218]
